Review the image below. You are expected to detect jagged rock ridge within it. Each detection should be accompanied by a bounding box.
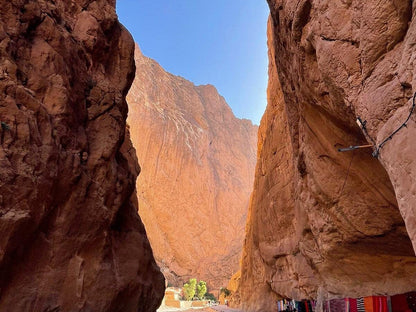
[127,45,258,291]
[234,1,416,311]
[0,1,164,311]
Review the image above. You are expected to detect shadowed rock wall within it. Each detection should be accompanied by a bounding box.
[236,1,416,311]
[0,1,164,311]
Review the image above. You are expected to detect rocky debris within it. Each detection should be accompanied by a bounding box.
[0,1,164,311]
[127,45,258,292]
[235,1,416,311]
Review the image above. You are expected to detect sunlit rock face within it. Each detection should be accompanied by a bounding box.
[0,1,164,311]
[127,45,258,291]
[235,1,416,311]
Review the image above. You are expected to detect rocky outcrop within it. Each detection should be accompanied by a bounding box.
[0,1,164,311]
[236,1,416,311]
[127,45,257,291]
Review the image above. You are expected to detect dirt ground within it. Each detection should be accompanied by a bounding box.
[158,305,242,312]
[199,305,242,312]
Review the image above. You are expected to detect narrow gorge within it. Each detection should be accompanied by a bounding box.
[126,45,257,292]
[1,0,416,312]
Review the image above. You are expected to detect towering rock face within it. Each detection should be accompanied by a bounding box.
[0,1,164,311]
[127,45,257,291]
[236,1,416,311]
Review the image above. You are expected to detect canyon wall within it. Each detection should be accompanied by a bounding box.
[0,1,164,311]
[127,45,258,291]
[236,1,416,311]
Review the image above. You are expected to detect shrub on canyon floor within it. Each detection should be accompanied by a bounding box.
[204,292,217,301]
[182,278,197,300]
[182,278,208,300]
[220,287,231,297]
[196,280,207,299]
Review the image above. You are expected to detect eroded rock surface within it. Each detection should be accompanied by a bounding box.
[127,45,257,291]
[0,1,164,311]
[236,1,416,311]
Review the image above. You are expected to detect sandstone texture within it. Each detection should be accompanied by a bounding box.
[235,1,416,311]
[127,45,257,291]
[0,1,164,311]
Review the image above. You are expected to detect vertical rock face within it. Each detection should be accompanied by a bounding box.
[236,1,416,311]
[127,45,258,291]
[0,1,164,311]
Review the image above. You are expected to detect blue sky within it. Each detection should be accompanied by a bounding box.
[116,1,269,125]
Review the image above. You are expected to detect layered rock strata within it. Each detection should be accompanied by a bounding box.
[0,1,164,311]
[236,1,416,311]
[127,45,257,291]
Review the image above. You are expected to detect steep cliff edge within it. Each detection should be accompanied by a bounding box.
[0,1,164,311]
[236,1,416,311]
[127,45,257,291]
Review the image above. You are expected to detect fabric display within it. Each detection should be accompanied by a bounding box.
[276,292,415,312]
[391,292,414,312]
[277,299,316,312]
[321,292,416,312]
[407,292,416,312]
[357,298,365,312]
[277,299,296,312]
[325,299,346,312]
[346,298,358,312]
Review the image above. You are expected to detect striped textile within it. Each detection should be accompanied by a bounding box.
[308,300,314,312]
[324,300,330,312]
[357,298,365,312]
[387,296,392,312]
[407,292,416,312]
[330,299,345,312]
[347,298,358,312]
[364,297,374,312]
[305,300,310,312]
[391,294,410,312]
[380,296,388,312]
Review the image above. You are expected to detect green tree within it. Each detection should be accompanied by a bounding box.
[204,292,217,301]
[182,278,197,300]
[196,280,207,299]
[220,287,231,297]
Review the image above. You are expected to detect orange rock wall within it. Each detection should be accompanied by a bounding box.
[0,1,164,311]
[127,46,258,291]
[236,1,416,311]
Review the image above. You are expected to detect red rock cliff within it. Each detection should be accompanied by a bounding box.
[0,1,164,311]
[127,45,258,291]
[236,1,416,311]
